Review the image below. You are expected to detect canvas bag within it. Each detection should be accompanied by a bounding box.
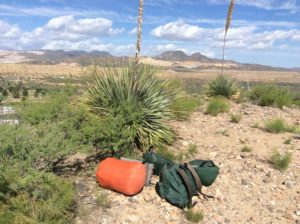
[156,160,219,208]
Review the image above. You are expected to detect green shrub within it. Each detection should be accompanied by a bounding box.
[95,191,111,209]
[230,114,241,123]
[0,170,75,224]
[206,97,229,116]
[187,144,197,156]
[264,118,295,133]
[17,89,75,125]
[11,88,20,99]
[85,64,175,152]
[171,95,203,120]
[2,89,8,96]
[34,88,42,97]
[0,94,4,104]
[270,151,292,171]
[241,146,252,152]
[184,209,204,223]
[284,139,291,144]
[205,75,238,98]
[22,88,29,97]
[249,85,293,108]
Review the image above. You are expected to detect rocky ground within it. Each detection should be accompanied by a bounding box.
[74,102,300,224]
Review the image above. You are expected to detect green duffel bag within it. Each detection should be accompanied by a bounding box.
[156,160,219,208]
[143,151,174,176]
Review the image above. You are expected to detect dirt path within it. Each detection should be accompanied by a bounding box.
[75,102,300,224]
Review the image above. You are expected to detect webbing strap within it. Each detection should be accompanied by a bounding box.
[177,168,194,206]
[185,163,202,192]
[185,163,215,201]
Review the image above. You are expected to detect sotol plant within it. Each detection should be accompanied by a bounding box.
[135,0,144,65]
[205,75,238,98]
[221,0,234,75]
[85,64,175,151]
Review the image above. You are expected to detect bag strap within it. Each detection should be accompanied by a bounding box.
[185,163,202,191]
[176,168,194,206]
[185,163,215,201]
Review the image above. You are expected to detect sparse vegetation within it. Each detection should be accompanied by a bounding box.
[205,75,238,98]
[270,151,292,171]
[264,118,296,133]
[215,129,230,136]
[251,122,260,128]
[206,97,229,116]
[171,95,203,120]
[95,191,111,209]
[241,145,252,152]
[284,139,291,144]
[0,170,75,223]
[187,144,197,156]
[249,85,293,108]
[230,113,241,123]
[184,209,204,223]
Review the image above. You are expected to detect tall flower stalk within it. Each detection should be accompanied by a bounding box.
[221,0,234,75]
[135,0,144,65]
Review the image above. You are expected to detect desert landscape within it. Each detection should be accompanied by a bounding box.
[1,50,300,224]
[1,0,300,223]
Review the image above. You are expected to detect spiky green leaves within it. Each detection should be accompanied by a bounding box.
[205,75,238,98]
[85,64,175,151]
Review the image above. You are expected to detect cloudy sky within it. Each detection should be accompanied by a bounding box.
[0,0,299,67]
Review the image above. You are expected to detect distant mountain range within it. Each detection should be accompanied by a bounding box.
[154,51,215,62]
[153,50,298,71]
[0,50,299,72]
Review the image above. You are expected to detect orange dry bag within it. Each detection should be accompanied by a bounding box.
[96,158,146,196]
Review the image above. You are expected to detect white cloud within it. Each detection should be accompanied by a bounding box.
[0,20,22,38]
[0,16,125,52]
[151,20,300,51]
[0,4,117,18]
[193,18,299,28]
[208,0,298,12]
[151,20,208,41]
[128,27,137,35]
[201,50,216,58]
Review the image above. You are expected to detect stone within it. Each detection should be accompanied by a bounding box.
[263,177,273,184]
[241,179,248,185]
[265,205,274,213]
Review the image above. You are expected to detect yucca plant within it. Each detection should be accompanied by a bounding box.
[205,75,238,98]
[221,0,234,75]
[85,64,175,152]
[135,0,144,65]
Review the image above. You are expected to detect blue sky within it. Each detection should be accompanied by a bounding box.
[0,0,299,67]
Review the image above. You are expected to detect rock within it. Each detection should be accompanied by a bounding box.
[241,179,248,185]
[265,204,274,213]
[128,197,139,204]
[263,177,272,184]
[283,214,294,220]
[296,211,300,216]
[282,181,294,189]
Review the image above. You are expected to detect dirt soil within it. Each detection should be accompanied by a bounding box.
[74,102,300,224]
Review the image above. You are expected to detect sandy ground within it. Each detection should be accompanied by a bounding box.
[74,102,300,224]
[1,63,300,88]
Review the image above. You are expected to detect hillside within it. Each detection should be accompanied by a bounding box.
[0,50,298,72]
[152,51,294,72]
